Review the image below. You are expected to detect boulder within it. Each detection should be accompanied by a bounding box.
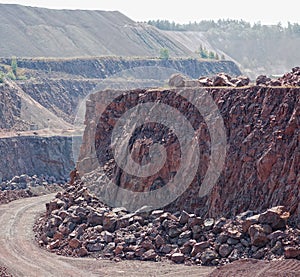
[258,206,290,230]
[171,253,185,263]
[248,224,269,247]
[168,74,186,87]
[218,243,233,257]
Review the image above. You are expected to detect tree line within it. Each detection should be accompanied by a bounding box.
[147,19,300,36]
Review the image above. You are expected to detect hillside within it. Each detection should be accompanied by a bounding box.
[0,4,193,58]
[150,20,300,78]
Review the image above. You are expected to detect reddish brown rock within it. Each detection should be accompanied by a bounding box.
[78,84,300,225]
[69,238,81,249]
[258,206,290,230]
[256,75,271,86]
[191,241,210,256]
[154,234,165,248]
[213,73,233,87]
[284,247,300,258]
[248,225,269,247]
[77,247,88,257]
[142,249,157,261]
[218,243,233,258]
[48,239,60,250]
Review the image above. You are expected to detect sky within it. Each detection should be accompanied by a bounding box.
[0,0,299,26]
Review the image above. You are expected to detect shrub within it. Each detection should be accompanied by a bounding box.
[11,56,18,78]
[159,48,169,60]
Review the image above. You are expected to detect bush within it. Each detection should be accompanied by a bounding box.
[11,56,18,78]
[159,48,169,60]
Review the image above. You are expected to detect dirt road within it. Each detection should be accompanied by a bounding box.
[0,194,214,277]
[1,194,300,277]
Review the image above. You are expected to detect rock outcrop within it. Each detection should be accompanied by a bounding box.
[78,72,299,223]
[0,57,242,80]
[0,136,74,181]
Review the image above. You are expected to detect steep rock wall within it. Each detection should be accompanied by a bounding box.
[0,136,74,181]
[0,57,242,79]
[78,86,300,222]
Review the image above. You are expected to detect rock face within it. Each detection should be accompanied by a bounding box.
[0,57,242,80]
[0,136,74,181]
[78,74,300,222]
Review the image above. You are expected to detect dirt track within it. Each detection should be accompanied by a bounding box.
[0,194,213,277]
[1,195,300,277]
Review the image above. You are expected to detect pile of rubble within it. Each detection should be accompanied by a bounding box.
[169,72,250,88]
[35,182,300,266]
[0,174,66,205]
[278,67,300,86]
[256,67,300,86]
[169,67,300,88]
[0,174,66,191]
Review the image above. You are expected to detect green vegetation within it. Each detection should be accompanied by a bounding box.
[148,19,300,75]
[11,56,18,78]
[0,57,27,82]
[159,48,169,60]
[6,71,16,80]
[197,44,220,60]
[147,19,300,35]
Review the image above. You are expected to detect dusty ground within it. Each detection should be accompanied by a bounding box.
[1,195,300,276]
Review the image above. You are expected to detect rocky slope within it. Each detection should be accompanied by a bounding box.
[77,68,300,223]
[35,181,300,266]
[0,57,241,181]
[0,57,241,79]
[0,174,65,205]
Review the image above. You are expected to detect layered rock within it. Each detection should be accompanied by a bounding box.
[77,78,299,222]
[0,136,74,181]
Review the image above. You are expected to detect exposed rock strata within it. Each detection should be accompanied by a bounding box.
[78,81,299,223]
[0,136,74,181]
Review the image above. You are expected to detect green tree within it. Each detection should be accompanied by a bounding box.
[208,51,215,59]
[199,44,208,58]
[159,48,169,60]
[11,56,18,78]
